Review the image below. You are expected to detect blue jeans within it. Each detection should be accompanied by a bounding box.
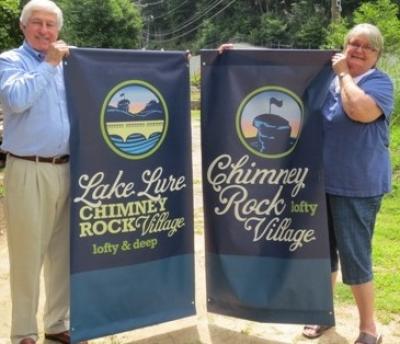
[327,194,382,285]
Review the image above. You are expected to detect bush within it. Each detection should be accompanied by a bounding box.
[353,0,400,53]
[379,55,400,127]
[0,0,22,52]
[322,0,400,53]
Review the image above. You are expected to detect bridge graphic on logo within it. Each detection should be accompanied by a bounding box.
[106,120,165,141]
[100,81,169,160]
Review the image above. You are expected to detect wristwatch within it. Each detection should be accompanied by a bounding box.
[338,72,348,80]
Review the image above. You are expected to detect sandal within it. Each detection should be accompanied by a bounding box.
[354,332,383,344]
[302,324,333,339]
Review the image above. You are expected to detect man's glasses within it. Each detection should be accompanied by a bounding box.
[347,42,377,53]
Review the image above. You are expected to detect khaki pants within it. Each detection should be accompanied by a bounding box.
[4,156,70,344]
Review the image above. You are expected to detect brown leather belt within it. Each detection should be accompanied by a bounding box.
[9,153,70,164]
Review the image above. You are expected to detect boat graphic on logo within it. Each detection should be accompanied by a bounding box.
[100,80,168,159]
[236,86,303,158]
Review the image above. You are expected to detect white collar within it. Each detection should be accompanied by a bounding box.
[334,68,375,93]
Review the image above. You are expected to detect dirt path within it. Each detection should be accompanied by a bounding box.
[0,121,399,344]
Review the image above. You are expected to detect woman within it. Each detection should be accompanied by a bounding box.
[303,23,393,344]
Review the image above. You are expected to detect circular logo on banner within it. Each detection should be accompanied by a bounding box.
[236,86,304,159]
[100,80,168,160]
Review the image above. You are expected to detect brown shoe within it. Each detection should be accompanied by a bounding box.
[20,338,36,344]
[44,331,70,344]
[44,331,88,344]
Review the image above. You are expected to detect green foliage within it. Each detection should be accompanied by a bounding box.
[142,0,197,50]
[323,0,400,53]
[192,19,220,52]
[353,0,400,53]
[0,0,23,52]
[286,0,329,48]
[373,186,400,320]
[59,0,142,49]
[250,14,288,47]
[378,54,400,127]
[193,1,260,50]
[19,0,29,9]
[334,283,353,305]
[189,0,332,52]
[5,0,400,55]
[191,72,201,90]
[191,110,200,121]
[389,124,400,180]
[321,18,350,50]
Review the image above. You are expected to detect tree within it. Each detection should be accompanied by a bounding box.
[59,0,142,49]
[140,0,198,50]
[331,0,341,22]
[251,14,288,48]
[321,18,350,49]
[353,0,400,53]
[323,0,400,53]
[191,1,261,51]
[191,0,332,51]
[0,0,23,52]
[286,0,329,48]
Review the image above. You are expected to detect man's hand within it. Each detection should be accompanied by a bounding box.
[217,43,234,54]
[45,40,70,66]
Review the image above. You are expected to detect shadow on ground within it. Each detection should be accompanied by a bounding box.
[123,324,287,344]
[118,323,351,344]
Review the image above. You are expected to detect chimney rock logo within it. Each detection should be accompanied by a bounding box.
[236,86,303,159]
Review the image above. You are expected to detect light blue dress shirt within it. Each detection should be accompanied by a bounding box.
[0,41,70,156]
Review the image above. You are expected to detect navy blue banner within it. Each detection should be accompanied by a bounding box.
[201,49,335,325]
[64,48,195,342]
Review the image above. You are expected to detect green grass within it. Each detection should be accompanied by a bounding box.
[379,54,400,126]
[191,89,200,102]
[373,186,400,322]
[370,119,400,321]
[390,124,400,178]
[191,109,200,121]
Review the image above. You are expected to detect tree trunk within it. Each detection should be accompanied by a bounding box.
[331,0,342,22]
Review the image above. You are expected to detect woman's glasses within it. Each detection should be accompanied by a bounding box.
[347,42,377,53]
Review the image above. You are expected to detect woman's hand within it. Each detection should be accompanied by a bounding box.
[331,53,349,76]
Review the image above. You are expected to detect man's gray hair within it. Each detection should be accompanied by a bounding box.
[20,0,63,30]
[344,23,384,58]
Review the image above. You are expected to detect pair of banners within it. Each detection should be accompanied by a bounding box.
[65,48,334,342]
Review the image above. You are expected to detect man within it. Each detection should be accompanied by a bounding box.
[0,1,72,343]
